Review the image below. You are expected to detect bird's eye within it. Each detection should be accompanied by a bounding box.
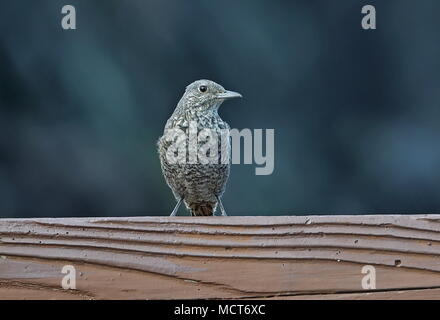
[199,85,207,93]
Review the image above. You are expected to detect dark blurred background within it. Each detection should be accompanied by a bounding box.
[1,0,440,218]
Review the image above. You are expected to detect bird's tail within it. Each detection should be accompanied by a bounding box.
[189,202,217,216]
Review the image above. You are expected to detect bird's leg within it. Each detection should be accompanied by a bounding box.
[216,196,228,216]
[170,197,183,216]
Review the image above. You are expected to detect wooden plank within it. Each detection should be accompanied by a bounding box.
[260,288,440,300]
[1,215,440,299]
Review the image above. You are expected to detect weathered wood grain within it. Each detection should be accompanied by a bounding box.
[1,215,440,299]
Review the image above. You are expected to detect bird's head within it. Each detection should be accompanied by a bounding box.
[179,79,242,113]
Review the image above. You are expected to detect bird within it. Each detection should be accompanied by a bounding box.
[157,80,242,216]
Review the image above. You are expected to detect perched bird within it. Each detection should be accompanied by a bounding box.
[157,80,242,216]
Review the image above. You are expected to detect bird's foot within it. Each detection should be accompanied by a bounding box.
[170,198,183,216]
[216,196,228,216]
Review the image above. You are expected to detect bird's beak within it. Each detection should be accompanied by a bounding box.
[216,90,242,100]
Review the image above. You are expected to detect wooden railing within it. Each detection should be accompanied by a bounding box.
[1,215,440,299]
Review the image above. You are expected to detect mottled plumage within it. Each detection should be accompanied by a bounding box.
[157,80,242,216]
